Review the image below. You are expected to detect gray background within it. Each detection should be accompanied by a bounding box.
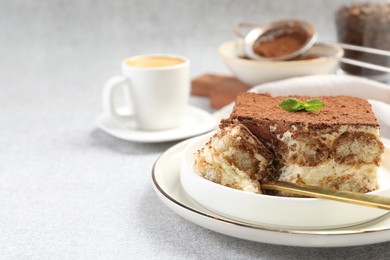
[1,0,390,259]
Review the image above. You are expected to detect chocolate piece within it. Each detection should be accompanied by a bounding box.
[191,74,251,108]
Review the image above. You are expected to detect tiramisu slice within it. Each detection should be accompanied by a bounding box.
[194,92,384,195]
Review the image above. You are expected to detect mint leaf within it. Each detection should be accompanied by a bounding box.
[279,98,324,112]
[279,98,305,112]
[303,99,324,112]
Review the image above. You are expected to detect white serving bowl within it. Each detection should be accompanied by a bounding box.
[180,132,390,230]
[218,40,343,85]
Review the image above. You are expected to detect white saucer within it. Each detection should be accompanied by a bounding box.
[96,105,216,143]
[152,139,390,247]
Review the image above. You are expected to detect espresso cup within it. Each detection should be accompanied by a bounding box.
[103,54,190,131]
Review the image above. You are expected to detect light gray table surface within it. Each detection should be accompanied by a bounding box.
[1,0,390,259]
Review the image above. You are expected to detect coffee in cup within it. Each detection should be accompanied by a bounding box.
[125,56,185,68]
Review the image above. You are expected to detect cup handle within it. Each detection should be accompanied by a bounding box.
[102,75,134,122]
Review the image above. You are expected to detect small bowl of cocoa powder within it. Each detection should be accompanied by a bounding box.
[218,40,343,85]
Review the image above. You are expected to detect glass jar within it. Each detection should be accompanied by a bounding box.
[335,1,390,80]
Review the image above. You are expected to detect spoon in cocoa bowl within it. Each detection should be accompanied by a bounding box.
[235,19,317,61]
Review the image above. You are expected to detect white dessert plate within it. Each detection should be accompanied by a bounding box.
[153,74,390,246]
[96,105,216,143]
[152,139,390,247]
[181,133,390,230]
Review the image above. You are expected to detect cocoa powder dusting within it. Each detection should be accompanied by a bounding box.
[231,93,379,127]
